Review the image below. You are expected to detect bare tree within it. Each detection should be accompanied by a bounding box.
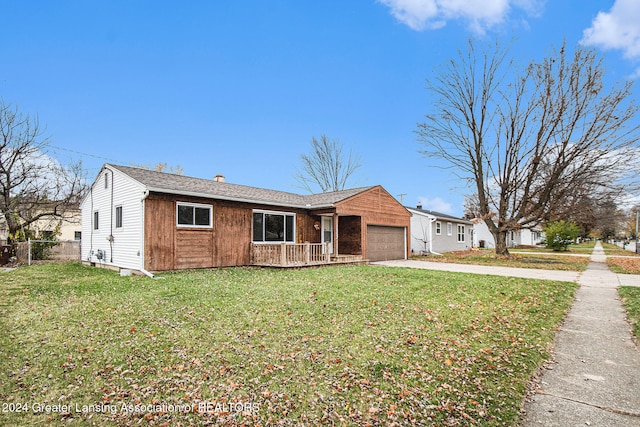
[132,162,184,175]
[418,40,640,255]
[0,100,86,240]
[296,134,361,193]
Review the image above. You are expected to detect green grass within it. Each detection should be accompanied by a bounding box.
[619,287,640,339]
[601,242,640,257]
[0,263,577,426]
[513,241,596,254]
[412,251,590,271]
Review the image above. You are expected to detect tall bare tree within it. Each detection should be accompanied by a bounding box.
[418,40,640,255]
[0,100,86,240]
[296,134,361,193]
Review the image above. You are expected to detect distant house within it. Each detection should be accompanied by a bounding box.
[472,220,544,248]
[80,164,411,273]
[407,206,473,254]
[0,210,81,243]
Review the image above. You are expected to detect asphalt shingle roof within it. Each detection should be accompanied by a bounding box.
[406,206,471,223]
[109,164,373,209]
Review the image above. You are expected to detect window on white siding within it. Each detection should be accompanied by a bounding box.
[115,206,123,228]
[447,222,452,236]
[457,225,465,243]
[93,211,99,230]
[177,202,212,228]
[435,221,441,235]
[253,210,295,242]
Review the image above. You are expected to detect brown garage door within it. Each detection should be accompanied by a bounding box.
[366,225,405,261]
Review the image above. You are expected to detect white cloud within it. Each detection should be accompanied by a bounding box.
[581,0,640,61]
[417,196,453,214]
[378,0,545,34]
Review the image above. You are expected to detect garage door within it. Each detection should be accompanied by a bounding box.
[367,225,405,261]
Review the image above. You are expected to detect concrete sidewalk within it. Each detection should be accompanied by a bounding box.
[373,244,640,425]
[522,242,640,426]
[371,259,582,282]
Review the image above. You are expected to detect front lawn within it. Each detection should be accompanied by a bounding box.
[619,287,640,340]
[0,263,577,426]
[607,257,640,274]
[412,251,589,271]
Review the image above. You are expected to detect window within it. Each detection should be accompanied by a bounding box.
[115,206,123,228]
[177,202,212,228]
[93,211,99,230]
[104,173,109,189]
[74,231,82,241]
[435,221,441,235]
[457,225,465,243]
[447,222,452,236]
[253,210,295,242]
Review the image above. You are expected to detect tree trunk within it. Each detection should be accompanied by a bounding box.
[494,230,510,256]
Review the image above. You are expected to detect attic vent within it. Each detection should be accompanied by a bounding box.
[214,174,225,183]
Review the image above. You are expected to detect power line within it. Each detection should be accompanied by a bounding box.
[48,144,125,165]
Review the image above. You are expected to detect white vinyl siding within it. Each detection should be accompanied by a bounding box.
[80,166,145,270]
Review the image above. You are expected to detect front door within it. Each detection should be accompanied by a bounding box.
[322,216,333,254]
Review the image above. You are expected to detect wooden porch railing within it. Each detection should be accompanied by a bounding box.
[251,242,331,266]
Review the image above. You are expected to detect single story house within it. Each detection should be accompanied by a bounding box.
[406,205,473,254]
[472,220,544,248]
[80,164,411,273]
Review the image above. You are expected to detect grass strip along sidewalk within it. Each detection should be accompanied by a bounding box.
[0,263,577,426]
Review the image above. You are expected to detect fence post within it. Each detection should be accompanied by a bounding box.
[28,238,32,266]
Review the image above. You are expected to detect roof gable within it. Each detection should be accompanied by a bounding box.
[107,164,374,209]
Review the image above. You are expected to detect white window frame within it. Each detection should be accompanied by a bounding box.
[447,222,452,236]
[435,221,441,235]
[176,202,213,228]
[457,224,465,243]
[115,205,123,229]
[252,209,296,243]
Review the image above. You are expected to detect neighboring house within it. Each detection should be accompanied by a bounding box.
[0,210,82,243]
[80,164,411,273]
[472,220,544,248]
[407,205,473,254]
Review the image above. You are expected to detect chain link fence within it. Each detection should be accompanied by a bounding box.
[13,239,81,265]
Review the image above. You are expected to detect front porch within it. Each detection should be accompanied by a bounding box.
[250,242,363,267]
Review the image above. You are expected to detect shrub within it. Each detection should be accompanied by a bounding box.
[543,220,581,251]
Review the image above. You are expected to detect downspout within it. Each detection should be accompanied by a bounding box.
[109,170,114,263]
[429,217,443,256]
[89,186,94,261]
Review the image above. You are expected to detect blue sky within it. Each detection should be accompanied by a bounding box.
[2,0,640,216]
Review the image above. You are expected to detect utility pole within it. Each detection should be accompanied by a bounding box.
[636,210,640,254]
[397,193,407,204]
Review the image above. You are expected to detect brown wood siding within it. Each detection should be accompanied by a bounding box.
[334,186,410,260]
[144,192,320,270]
[144,195,175,271]
[212,203,252,267]
[338,216,362,255]
[175,229,213,268]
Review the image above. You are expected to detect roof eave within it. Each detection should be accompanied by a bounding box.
[146,186,337,210]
